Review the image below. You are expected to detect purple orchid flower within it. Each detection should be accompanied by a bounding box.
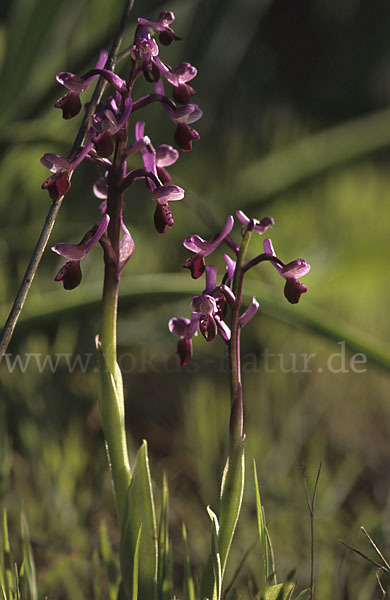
[236,210,274,235]
[54,49,108,119]
[183,216,234,278]
[168,313,200,366]
[90,97,133,157]
[41,138,94,200]
[189,265,231,343]
[152,185,185,233]
[134,121,179,187]
[138,11,182,46]
[263,238,311,304]
[52,214,109,289]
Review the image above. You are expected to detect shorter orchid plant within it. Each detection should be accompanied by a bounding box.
[167,211,310,599]
[170,210,310,445]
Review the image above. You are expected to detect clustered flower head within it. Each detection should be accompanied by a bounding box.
[41,12,202,289]
[169,210,311,365]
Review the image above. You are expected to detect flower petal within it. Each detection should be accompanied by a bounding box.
[152,185,184,203]
[156,144,179,167]
[281,259,311,279]
[54,260,82,290]
[52,214,110,259]
[239,297,259,327]
[284,278,308,304]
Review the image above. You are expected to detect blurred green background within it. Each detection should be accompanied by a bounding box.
[0,0,389,598]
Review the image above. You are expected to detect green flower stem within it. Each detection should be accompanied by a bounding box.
[99,126,132,529]
[228,230,253,450]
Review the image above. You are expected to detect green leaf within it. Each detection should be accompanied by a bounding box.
[262,582,296,600]
[253,460,269,586]
[295,590,311,600]
[0,509,14,599]
[157,474,172,600]
[20,513,37,600]
[182,524,195,600]
[218,439,245,578]
[120,440,158,600]
[96,344,131,528]
[131,524,142,600]
[99,521,120,600]
[207,507,222,600]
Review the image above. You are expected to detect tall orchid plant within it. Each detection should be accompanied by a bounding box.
[36,6,311,600]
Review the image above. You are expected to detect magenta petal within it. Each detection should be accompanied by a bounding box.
[284,279,307,304]
[135,121,145,140]
[183,235,208,253]
[263,238,283,275]
[54,260,82,290]
[54,92,82,119]
[156,144,179,167]
[51,243,87,260]
[169,317,190,337]
[42,172,71,200]
[239,297,260,327]
[281,259,311,278]
[183,255,205,279]
[52,214,110,259]
[177,337,192,366]
[152,185,184,202]
[154,202,174,233]
[223,254,236,284]
[174,123,199,152]
[204,265,217,293]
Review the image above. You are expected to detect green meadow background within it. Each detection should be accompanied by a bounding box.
[0,0,389,597]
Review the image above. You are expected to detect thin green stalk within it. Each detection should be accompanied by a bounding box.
[98,89,134,529]
[228,230,252,449]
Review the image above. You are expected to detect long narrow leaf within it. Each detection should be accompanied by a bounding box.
[182,524,195,600]
[207,507,222,600]
[253,460,269,586]
[157,474,172,600]
[20,513,37,600]
[100,521,120,600]
[1,510,14,599]
[131,524,142,600]
[120,440,158,600]
[96,346,131,528]
[236,108,390,202]
[218,439,245,578]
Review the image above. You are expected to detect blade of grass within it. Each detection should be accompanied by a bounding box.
[20,513,37,600]
[235,108,390,203]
